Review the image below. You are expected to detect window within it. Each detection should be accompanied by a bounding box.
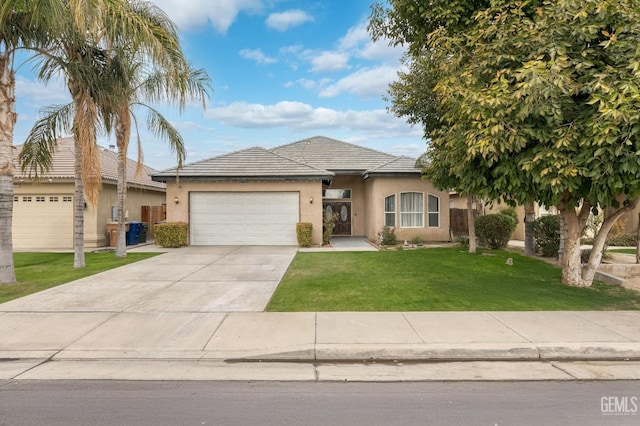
[63,196,72,202]
[384,194,396,227]
[36,196,45,202]
[14,196,18,202]
[400,192,423,227]
[323,189,351,199]
[49,196,59,202]
[428,194,440,227]
[22,196,32,202]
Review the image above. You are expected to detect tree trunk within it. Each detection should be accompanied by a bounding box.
[558,198,591,286]
[558,214,566,263]
[73,136,85,268]
[523,200,536,256]
[0,54,17,283]
[115,114,130,258]
[466,195,476,254]
[636,213,640,264]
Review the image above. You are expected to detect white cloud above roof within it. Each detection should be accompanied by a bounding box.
[309,51,351,72]
[205,101,416,136]
[150,0,263,33]
[265,9,313,31]
[319,65,401,98]
[239,48,277,64]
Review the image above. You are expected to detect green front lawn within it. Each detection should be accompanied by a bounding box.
[267,248,640,311]
[0,252,161,304]
[609,248,637,255]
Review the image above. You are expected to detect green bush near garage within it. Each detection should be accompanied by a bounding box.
[154,222,189,247]
[296,222,313,247]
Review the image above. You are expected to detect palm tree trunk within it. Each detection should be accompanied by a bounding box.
[115,123,128,257]
[0,54,17,283]
[73,136,85,268]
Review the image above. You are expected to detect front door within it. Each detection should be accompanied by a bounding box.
[323,201,351,235]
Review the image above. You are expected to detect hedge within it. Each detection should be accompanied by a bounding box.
[296,222,313,247]
[154,222,188,248]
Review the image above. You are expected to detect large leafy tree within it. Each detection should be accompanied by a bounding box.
[0,0,106,283]
[21,0,191,267]
[371,0,640,287]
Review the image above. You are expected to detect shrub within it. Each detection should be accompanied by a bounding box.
[296,222,313,247]
[154,222,188,248]
[456,236,469,248]
[379,226,397,245]
[410,235,423,245]
[607,232,637,247]
[532,215,560,257]
[475,214,516,249]
[323,212,339,245]
[500,207,518,224]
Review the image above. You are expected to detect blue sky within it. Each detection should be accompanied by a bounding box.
[13,0,423,171]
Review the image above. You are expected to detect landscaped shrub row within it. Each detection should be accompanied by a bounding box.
[154,222,188,247]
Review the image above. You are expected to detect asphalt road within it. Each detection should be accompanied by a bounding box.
[0,380,638,425]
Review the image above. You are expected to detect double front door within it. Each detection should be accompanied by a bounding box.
[323,201,351,235]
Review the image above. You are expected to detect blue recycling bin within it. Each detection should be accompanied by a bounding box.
[126,221,142,245]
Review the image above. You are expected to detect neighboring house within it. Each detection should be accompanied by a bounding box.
[12,137,166,249]
[152,136,450,246]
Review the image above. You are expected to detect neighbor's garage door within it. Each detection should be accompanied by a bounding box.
[190,192,300,245]
[12,195,73,249]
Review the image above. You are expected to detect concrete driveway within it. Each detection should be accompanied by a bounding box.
[0,245,297,314]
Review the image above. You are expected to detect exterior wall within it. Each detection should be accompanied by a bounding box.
[95,184,166,247]
[325,174,366,236]
[167,180,323,245]
[621,204,640,234]
[364,177,450,242]
[448,193,468,209]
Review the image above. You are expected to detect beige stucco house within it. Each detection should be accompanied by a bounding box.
[12,137,166,249]
[152,136,450,246]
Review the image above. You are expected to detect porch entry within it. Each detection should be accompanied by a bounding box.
[323,201,352,235]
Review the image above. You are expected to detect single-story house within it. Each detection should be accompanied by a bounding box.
[152,136,450,246]
[12,137,166,249]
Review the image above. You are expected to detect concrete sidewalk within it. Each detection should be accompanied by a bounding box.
[1,245,640,381]
[1,310,640,381]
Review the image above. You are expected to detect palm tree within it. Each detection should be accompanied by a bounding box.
[20,0,191,268]
[23,61,211,257]
[103,58,211,257]
[0,0,107,283]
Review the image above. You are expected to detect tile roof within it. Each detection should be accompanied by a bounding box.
[271,136,397,172]
[13,137,165,191]
[364,156,422,176]
[152,146,334,181]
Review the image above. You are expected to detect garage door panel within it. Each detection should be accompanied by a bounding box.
[190,192,300,245]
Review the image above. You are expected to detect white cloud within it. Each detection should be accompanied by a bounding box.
[284,78,318,90]
[151,0,263,33]
[15,76,70,106]
[319,65,401,99]
[339,21,405,61]
[310,51,350,72]
[338,22,370,51]
[239,48,277,64]
[266,9,313,31]
[205,101,416,136]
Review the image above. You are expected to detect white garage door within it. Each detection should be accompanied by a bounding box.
[190,192,300,245]
[13,195,73,249]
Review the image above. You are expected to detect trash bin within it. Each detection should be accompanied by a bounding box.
[126,221,142,245]
[139,222,148,243]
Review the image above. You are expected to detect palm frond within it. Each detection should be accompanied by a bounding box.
[19,103,74,177]
[143,105,186,168]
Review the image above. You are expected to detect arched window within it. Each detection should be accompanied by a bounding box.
[400,192,424,227]
[428,194,440,227]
